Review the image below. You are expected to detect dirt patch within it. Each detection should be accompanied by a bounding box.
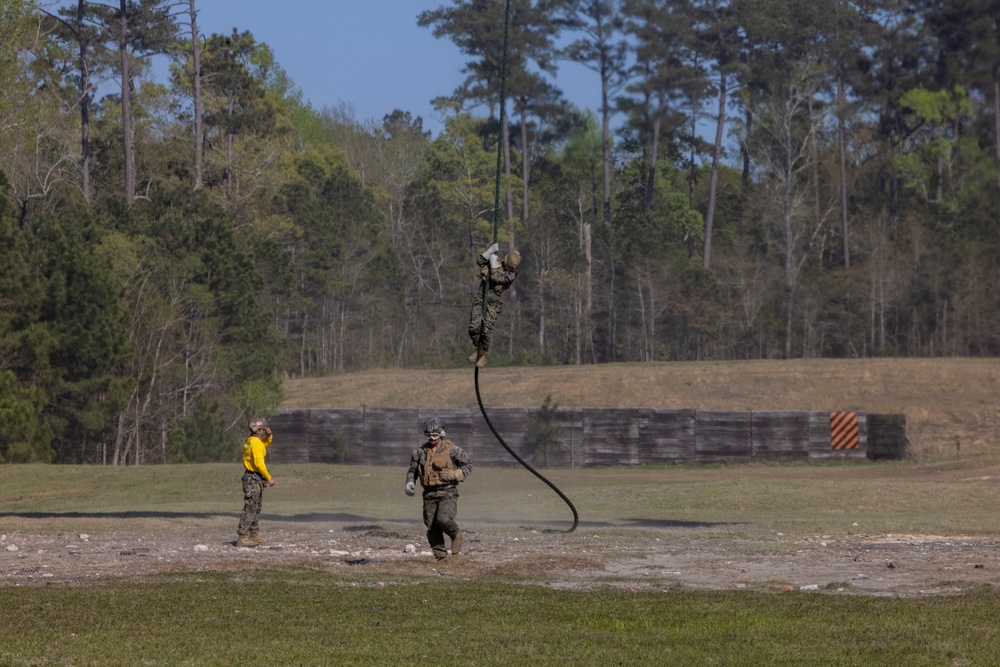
[8,358,1000,595]
[3,520,998,597]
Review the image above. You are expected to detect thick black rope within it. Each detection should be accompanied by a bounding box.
[474,0,578,534]
[475,368,579,533]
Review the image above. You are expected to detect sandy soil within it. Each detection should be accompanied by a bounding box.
[3,519,998,597]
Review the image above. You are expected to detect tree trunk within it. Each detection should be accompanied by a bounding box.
[76,0,91,204]
[520,103,529,225]
[838,71,850,268]
[574,191,593,365]
[190,0,203,190]
[703,71,727,269]
[502,101,515,241]
[994,61,1000,190]
[226,105,234,207]
[809,96,821,230]
[645,113,660,212]
[741,106,752,187]
[783,178,795,359]
[119,0,134,206]
[601,69,612,225]
[536,266,546,354]
[583,215,593,364]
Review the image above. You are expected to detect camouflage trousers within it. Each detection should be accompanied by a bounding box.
[422,487,460,560]
[237,471,265,536]
[468,291,503,353]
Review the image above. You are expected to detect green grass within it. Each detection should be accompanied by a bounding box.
[7,460,1000,535]
[1,571,999,666]
[4,461,1000,664]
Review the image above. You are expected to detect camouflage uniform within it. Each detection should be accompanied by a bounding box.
[468,252,518,356]
[406,438,473,560]
[238,472,265,536]
[237,428,272,541]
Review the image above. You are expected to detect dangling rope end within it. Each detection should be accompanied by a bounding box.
[475,367,579,534]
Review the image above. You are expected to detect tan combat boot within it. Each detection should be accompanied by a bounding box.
[236,534,256,547]
[450,531,462,556]
[475,351,489,368]
[467,348,479,363]
[249,530,264,546]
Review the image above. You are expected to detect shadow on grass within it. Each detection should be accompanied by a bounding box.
[0,511,375,522]
[0,511,238,520]
[0,512,747,530]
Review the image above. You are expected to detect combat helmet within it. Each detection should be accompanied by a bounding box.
[503,250,521,270]
[249,417,268,433]
[422,417,446,438]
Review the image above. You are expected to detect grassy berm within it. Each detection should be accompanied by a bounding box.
[283,357,1000,460]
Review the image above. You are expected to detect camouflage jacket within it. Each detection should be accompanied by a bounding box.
[476,254,517,297]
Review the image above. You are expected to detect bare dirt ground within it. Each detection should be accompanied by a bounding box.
[4,519,999,597]
[6,359,1000,595]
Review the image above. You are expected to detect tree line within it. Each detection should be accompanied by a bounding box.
[1,0,997,464]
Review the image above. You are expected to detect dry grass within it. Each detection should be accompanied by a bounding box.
[281,358,1000,461]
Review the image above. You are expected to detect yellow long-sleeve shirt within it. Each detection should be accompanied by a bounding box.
[242,432,273,481]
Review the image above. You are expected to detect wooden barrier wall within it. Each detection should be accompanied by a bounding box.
[266,408,906,468]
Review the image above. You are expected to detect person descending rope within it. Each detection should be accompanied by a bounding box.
[468,0,577,533]
[468,242,520,368]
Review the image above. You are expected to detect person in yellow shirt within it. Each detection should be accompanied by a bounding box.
[236,417,275,547]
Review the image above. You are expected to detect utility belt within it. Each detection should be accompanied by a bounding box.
[243,470,262,481]
[421,484,457,497]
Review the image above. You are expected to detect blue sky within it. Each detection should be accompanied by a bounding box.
[191,0,601,135]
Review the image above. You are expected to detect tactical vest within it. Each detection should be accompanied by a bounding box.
[420,440,455,487]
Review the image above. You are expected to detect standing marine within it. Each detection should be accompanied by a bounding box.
[405,417,473,561]
[236,417,275,547]
[468,242,520,368]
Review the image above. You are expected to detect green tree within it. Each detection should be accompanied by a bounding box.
[419,0,558,242]
[43,0,117,204]
[199,29,279,208]
[554,0,629,226]
[0,184,132,462]
[614,154,707,360]
[273,147,395,374]
[104,186,281,464]
[520,115,603,364]
[525,394,562,466]
[92,0,177,206]
[166,399,239,463]
[920,0,1000,188]
[0,370,52,462]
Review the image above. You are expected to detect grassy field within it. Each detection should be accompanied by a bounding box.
[3,574,1000,666]
[6,460,1000,537]
[3,461,1000,664]
[3,359,1000,665]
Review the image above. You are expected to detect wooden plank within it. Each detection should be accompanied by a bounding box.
[696,411,751,464]
[751,411,810,461]
[867,413,907,460]
[580,409,642,466]
[637,410,696,464]
[267,407,895,467]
